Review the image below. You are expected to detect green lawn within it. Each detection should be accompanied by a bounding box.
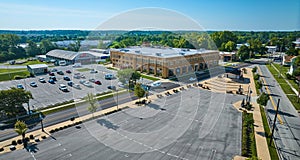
[259,106,280,160]
[141,74,160,81]
[76,68,91,72]
[0,69,30,82]
[0,68,26,73]
[106,67,118,71]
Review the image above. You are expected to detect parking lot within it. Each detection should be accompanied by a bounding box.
[0,64,142,109]
[1,87,242,160]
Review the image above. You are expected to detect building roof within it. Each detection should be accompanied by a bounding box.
[46,49,79,60]
[27,64,48,69]
[284,55,296,62]
[79,51,110,58]
[111,46,217,58]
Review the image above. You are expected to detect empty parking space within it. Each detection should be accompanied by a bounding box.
[1,88,242,160]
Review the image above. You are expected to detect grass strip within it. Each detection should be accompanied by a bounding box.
[141,74,160,81]
[259,106,280,160]
[241,112,257,158]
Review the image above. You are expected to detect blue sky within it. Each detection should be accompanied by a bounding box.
[0,0,299,31]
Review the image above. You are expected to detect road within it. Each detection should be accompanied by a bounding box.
[0,92,138,142]
[259,64,300,160]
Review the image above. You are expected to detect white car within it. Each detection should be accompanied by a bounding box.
[90,69,98,73]
[73,84,81,89]
[89,78,95,82]
[59,84,68,92]
[189,77,197,81]
[150,81,161,87]
[73,75,80,79]
[83,81,93,87]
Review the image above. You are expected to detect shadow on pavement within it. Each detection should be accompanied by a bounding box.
[267,109,296,117]
[97,119,119,130]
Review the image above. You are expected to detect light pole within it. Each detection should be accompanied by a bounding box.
[39,113,45,132]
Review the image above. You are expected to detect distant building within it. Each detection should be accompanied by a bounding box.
[110,46,219,78]
[27,64,48,75]
[219,52,236,62]
[236,43,249,50]
[46,49,110,65]
[266,46,277,53]
[293,38,300,49]
[35,55,47,61]
[282,55,296,66]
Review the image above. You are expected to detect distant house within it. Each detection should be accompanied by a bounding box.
[282,55,296,66]
[293,38,300,49]
[266,46,277,53]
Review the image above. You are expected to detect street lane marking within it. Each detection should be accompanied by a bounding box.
[258,66,283,124]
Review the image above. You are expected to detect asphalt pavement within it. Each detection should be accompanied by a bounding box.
[259,65,300,160]
[1,88,243,160]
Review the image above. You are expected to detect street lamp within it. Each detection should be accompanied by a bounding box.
[39,113,45,132]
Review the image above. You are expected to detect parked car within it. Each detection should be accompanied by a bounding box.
[105,73,114,80]
[30,82,37,87]
[83,81,93,87]
[49,76,57,81]
[73,84,81,89]
[49,72,55,76]
[39,77,46,83]
[17,84,24,89]
[89,78,95,82]
[57,70,64,75]
[107,85,116,90]
[81,75,86,78]
[73,74,80,79]
[59,84,68,92]
[63,76,71,81]
[72,63,81,68]
[67,81,74,87]
[79,80,86,84]
[66,70,72,74]
[51,68,57,72]
[90,69,98,73]
[48,79,55,84]
[95,80,102,85]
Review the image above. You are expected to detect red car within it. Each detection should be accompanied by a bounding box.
[95,80,102,85]
[49,72,55,76]
[66,70,72,74]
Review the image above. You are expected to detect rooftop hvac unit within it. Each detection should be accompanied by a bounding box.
[179,52,185,55]
[156,53,161,56]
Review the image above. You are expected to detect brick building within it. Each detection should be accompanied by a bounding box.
[110,46,219,78]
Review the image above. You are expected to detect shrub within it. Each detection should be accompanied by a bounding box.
[55,128,59,132]
[0,147,4,152]
[24,137,30,142]
[257,92,270,106]
[252,67,257,73]
[41,136,46,139]
[285,73,294,80]
[11,140,17,145]
[29,135,34,139]
[17,139,22,144]
[255,80,262,90]
[13,75,25,80]
[254,74,260,80]
[49,130,55,133]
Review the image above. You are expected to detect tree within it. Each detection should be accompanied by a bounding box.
[14,120,28,148]
[85,93,97,118]
[97,40,106,49]
[211,31,238,50]
[131,71,141,84]
[0,88,33,117]
[257,92,269,106]
[26,40,40,57]
[39,39,57,54]
[224,41,236,52]
[237,45,250,61]
[134,83,145,104]
[68,40,81,52]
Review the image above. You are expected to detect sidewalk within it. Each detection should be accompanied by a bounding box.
[244,67,271,160]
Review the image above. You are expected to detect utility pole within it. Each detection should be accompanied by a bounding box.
[39,113,45,132]
[270,99,280,145]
